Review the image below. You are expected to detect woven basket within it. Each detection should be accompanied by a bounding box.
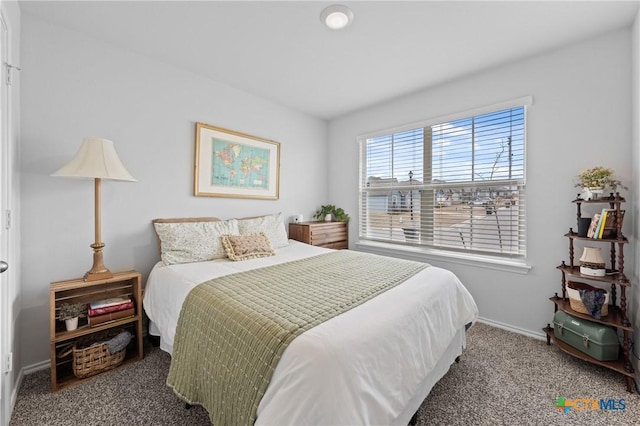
[567,281,609,317]
[60,329,126,379]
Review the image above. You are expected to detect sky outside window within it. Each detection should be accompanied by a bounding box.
[366,107,524,183]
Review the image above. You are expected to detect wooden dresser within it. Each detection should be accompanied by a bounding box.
[289,221,348,249]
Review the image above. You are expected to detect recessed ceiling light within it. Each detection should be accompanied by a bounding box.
[320,5,354,30]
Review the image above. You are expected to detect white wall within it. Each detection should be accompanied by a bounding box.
[328,29,634,337]
[20,15,328,367]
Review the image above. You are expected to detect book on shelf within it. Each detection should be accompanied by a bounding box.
[601,209,625,239]
[595,209,609,239]
[88,300,134,316]
[88,307,135,327]
[89,296,131,310]
[589,208,612,239]
[587,213,600,238]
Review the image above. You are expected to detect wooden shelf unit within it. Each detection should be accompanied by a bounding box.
[548,296,632,332]
[49,270,144,391]
[289,221,348,249]
[545,193,634,392]
[543,327,634,378]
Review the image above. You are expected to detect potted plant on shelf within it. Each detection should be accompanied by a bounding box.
[575,166,627,200]
[313,205,350,222]
[58,302,86,331]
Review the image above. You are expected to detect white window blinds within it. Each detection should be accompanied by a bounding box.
[359,105,526,257]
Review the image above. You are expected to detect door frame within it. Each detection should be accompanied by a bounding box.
[0,10,12,425]
[0,11,6,423]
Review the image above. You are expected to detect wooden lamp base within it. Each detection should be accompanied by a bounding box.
[83,242,114,281]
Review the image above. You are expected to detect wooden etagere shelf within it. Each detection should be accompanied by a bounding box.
[548,296,632,332]
[556,264,629,287]
[544,193,635,392]
[49,270,144,392]
[542,327,634,379]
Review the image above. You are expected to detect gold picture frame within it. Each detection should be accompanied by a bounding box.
[194,122,280,199]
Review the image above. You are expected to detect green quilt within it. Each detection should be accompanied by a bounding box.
[166,250,428,425]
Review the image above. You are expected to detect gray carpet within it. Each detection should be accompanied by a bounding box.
[9,323,640,425]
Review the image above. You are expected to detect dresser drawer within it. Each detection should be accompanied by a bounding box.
[289,221,348,249]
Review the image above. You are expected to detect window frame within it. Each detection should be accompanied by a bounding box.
[357,96,532,268]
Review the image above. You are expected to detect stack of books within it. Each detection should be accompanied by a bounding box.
[587,208,625,239]
[88,296,135,327]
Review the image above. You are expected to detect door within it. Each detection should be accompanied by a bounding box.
[0,12,9,425]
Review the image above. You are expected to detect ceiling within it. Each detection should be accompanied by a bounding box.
[18,1,640,120]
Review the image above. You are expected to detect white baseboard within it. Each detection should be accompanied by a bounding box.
[7,360,49,424]
[11,367,23,413]
[477,316,546,341]
[22,360,50,376]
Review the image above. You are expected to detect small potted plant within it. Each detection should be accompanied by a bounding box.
[575,166,627,200]
[313,205,350,222]
[58,302,86,331]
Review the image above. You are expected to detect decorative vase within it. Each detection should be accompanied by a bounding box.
[65,317,79,331]
[577,217,591,238]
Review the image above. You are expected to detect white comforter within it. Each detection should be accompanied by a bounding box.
[144,241,478,425]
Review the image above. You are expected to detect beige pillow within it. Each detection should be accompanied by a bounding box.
[237,213,289,249]
[153,219,239,265]
[221,233,275,261]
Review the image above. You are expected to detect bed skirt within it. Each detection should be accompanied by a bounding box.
[150,320,467,425]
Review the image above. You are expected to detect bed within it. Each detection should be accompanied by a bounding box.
[143,215,478,425]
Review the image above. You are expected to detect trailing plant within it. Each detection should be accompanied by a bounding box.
[313,204,350,222]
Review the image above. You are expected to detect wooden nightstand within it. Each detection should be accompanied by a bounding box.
[289,221,348,249]
[49,270,144,391]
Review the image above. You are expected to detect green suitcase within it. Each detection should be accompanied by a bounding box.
[553,310,619,361]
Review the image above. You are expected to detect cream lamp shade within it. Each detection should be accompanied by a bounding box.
[52,137,136,181]
[579,246,606,277]
[53,137,135,281]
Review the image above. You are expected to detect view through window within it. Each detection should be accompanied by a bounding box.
[359,105,526,257]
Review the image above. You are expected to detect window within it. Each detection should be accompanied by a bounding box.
[359,100,528,258]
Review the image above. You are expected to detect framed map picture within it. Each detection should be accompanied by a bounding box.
[194,122,280,199]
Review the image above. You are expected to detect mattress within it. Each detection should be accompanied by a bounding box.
[144,240,478,425]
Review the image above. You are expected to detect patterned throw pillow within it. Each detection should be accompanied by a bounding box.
[237,213,289,249]
[221,233,275,261]
[154,219,239,265]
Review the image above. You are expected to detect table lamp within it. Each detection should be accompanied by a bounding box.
[52,137,136,281]
[579,246,606,277]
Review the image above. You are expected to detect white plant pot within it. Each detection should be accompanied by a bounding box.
[583,187,604,201]
[65,317,79,331]
[324,214,332,221]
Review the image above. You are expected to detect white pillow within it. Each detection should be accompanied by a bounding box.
[154,219,239,265]
[237,213,289,249]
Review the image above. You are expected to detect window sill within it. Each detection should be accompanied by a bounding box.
[354,240,532,274]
